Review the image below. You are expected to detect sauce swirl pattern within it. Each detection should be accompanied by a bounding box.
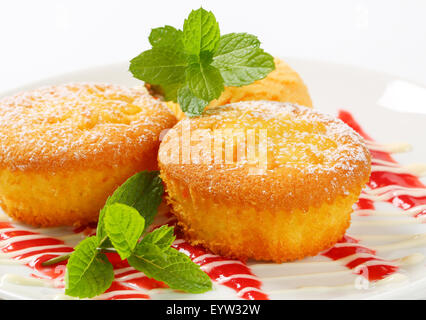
[1,110,425,299]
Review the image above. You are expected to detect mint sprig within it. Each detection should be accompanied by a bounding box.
[129,7,275,117]
[43,171,212,298]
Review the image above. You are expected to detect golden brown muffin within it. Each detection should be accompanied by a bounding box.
[0,83,177,227]
[164,58,312,120]
[158,101,371,262]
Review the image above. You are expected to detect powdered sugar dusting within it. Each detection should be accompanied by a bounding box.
[185,100,369,175]
[0,83,175,170]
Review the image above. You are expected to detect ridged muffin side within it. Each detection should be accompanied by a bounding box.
[0,83,177,226]
[159,101,371,262]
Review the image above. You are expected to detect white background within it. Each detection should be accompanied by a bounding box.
[0,0,425,92]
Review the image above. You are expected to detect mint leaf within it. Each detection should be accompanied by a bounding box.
[214,49,274,86]
[104,203,145,259]
[128,244,212,293]
[130,47,187,85]
[213,33,260,61]
[186,62,224,101]
[65,237,114,298]
[97,171,164,241]
[149,82,182,102]
[149,26,183,50]
[177,86,208,117]
[183,8,220,56]
[212,33,275,86]
[131,242,166,259]
[141,225,175,250]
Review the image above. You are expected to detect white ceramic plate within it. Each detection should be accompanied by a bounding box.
[0,58,425,300]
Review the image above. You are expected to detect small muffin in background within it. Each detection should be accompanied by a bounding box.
[0,83,177,227]
[158,101,371,262]
[157,58,313,120]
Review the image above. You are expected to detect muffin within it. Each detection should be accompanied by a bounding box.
[0,83,177,227]
[158,101,371,262]
[162,58,312,120]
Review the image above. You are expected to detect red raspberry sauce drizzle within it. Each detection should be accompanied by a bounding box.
[322,234,398,281]
[0,110,424,298]
[173,240,268,300]
[339,110,426,216]
[322,110,426,282]
[0,220,267,300]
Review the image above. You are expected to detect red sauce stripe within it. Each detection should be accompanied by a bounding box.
[14,247,74,260]
[174,241,268,300]
[339,109,426,216]
[322,110,426,282]
[103,281,150,300]
[0,230,37,239]
[0,222,12,229]
[323,244,376,260]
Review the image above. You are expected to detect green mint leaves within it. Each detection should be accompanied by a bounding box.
[130,48,187,86]
[212,33,276,86]
[64,171,212,298]
[141,225,176,250]
[127,226,211,293]
[182,9,220,55]
[128,242,212,294]
[149,26,183,50]
[97,171,163,242]
[64,237,114,298]
[129,7,275,117]
[104,203,145,259]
